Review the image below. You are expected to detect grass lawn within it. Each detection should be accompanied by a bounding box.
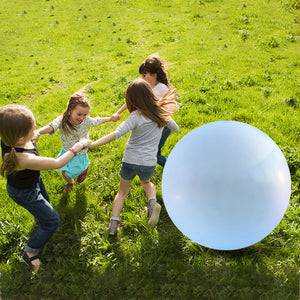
[0,0,299,299]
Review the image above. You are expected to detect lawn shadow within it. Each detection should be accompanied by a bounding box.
[0,183,89,297]
[135,200,299,299]
[36,184,89,279]
[94,196,297,299]
[3,185,297,299]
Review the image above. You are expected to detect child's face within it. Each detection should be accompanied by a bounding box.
[69,105,90,125]
[141,72,157,88]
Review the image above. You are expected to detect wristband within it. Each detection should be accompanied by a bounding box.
[68,148,77,156]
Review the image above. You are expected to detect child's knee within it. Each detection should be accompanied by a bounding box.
[140,180,153,190]
[140,179,151,186]
[40,213,59,233]
[116,190,128,199]
[62,170,71,179]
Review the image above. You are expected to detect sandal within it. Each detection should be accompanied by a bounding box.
[77,167,89,183]
[22,251,40,272]
[63,182,74,193]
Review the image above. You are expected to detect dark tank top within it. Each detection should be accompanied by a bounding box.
[1,140,40,189]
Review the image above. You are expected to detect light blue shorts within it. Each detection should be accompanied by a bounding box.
[57,149,90,179]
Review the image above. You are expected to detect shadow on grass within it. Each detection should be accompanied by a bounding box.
[92,224,298,299]
[76,200,299,299]
[0,184,89,297]
[1,191,298,299]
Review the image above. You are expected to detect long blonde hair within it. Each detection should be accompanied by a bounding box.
[62,93,90,135]
[125,79,180,128]
[0,104,35,177]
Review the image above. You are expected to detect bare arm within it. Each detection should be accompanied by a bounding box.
[33,125,54,142]
[17,139,91,171]
[111,103,127,121]
[87,132,116,148]
[116,103,127,115]
[37,125,54,135]
[101,116,116,124]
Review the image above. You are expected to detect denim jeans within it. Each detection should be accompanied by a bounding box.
[120,162,156,181]
[7,177,60,254]
[157,126,172,167]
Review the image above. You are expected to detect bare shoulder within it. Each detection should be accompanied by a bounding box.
[15,152,39,170]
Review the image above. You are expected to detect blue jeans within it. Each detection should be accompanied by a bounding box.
[157,127,172,167]
[7,177,60,254]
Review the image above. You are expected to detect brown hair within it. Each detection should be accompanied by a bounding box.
[62,93,91,135]
[125,79,180,128]
[139,54,169,86]
[0,104,35,177]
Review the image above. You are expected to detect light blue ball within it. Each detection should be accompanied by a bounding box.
[162,121,291,250]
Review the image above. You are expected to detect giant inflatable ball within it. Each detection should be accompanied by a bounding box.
[162,121,291,250]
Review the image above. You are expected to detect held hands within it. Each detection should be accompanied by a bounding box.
[32,130,41,142]
[111,113,120,122]
[76,138,92,150]
[86,132,116,149]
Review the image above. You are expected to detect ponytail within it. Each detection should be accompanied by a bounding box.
[1,148,19,177]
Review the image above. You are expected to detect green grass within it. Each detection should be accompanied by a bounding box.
[0,0,299,299]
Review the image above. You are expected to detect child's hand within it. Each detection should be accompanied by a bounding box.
[32,130,41,142]
[111,113,120,122]
[79,138,92,148]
